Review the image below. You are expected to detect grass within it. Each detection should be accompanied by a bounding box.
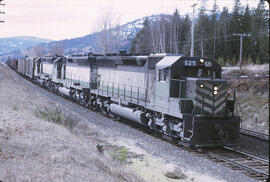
[12,105,19,111]
[34,106,79,130]
[116,147,128,162]
[108,147,128,163]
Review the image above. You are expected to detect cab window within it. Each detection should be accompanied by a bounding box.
[158,68,169,81]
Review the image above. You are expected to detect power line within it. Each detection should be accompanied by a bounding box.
[194,31,268,43]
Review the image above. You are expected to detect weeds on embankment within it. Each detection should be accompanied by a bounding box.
[34,106,79,130]
[108,147,128,163]
[12,105,19,111]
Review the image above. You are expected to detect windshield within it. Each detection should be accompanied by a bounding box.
[183,67,212,78]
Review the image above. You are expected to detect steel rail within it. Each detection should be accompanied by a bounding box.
[206,146,269,181]
[240,128,269,142]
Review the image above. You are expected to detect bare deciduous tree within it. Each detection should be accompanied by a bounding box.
[29,45,45,57]
[95,7,124,54]
[50,42,64,56]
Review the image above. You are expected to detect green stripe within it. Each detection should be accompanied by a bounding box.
[196,89,214,100]
[214,91,227,102]
[195,97,213,109]
[193,106,212,115]
[215,100,226,110]
[196,88,227,103]
[196,81,227,93]
[196,83,213,92]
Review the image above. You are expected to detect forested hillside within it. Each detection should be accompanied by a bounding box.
[130,0,269,65]
[2,0,268,65]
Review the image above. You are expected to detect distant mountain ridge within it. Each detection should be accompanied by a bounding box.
[40,15,163,55]
[0,14,166,61]
[0,36,51,52]
[0,36,52,61]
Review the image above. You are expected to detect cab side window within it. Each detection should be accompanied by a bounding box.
[158,68,169,81]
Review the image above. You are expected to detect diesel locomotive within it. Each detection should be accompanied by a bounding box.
[7,53,240,147]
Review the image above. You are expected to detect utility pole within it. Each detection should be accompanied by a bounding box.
[200,39,204,57]
[212,0,217,59]
[190,3,197,57]
[233,33,251,73]
[0,0,5,23]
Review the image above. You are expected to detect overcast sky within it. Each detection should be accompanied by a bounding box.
[0,0,267,40]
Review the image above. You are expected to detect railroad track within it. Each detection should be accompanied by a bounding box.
[240,128,269,142]
[204,146,269,181]
[128,124,270,181]
[11,66,269,182]
[114,116,270,181]
[223,74,269,79]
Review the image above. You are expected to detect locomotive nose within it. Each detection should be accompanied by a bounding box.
[214,124,225,139]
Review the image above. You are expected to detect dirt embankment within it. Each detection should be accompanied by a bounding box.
[227,73,269,134]
[0,63,144,182]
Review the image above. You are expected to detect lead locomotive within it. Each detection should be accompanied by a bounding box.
[7,53,240,147]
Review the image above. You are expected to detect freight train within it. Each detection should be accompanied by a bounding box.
[6,53,240,147]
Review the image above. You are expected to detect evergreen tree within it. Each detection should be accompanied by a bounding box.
[129,1,268,64]
[195,7,209,57]
[230,0,243,64]
[180,15,191,55]
[218,7,231,62]
[241,5,252,63]
[211,0,218,59]
[251,0,269,63]
[171,9,181,54]
[130,18,152,54]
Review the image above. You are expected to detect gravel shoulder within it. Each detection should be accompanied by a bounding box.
[0,63,143,182]
[0,63,259,182]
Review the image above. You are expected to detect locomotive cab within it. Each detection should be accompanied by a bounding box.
[154,55,240,147]
[52,56,66,83]
[34,57,42,77]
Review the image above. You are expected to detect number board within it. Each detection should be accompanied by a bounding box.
[184,60,212,67]
[205,61,212,67]
[184,60,197,66]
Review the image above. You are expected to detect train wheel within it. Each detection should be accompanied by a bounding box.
[166,122,172,136]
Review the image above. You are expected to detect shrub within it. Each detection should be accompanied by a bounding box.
[12,105,19,111]
[116,147,128,162]
[34,106,79,130]
[108,147,128,163]
[217,57,225,66]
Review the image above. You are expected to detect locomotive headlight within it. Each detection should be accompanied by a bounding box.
[214,90,218,95]
[200,59,204,63]
[214,86,218,91]
[200,84,204,88]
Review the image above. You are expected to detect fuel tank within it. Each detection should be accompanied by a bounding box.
[58,87,70,97]
[109,103,146,125]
